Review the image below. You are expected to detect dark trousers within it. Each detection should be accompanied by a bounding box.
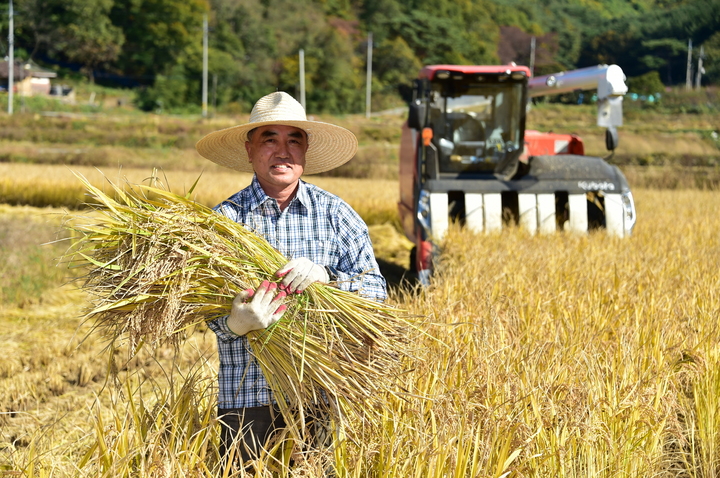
[218,406,334,471]
[218,406,286,466]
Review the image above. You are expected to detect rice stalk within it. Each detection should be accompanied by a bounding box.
[63,172,416,442]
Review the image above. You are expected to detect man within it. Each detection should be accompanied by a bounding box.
[195,91,387,467]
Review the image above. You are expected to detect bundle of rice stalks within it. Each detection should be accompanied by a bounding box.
[63,173,415,438]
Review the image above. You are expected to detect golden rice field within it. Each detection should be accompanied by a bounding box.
[0,163,401,228]
[2,173,720,476]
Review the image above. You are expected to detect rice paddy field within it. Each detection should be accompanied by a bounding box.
[2,178,720,477]
[2,102,720,476]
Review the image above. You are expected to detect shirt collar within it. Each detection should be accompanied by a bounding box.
[294,179,310,211]
[246,175,269,211]
[248,174,309,212]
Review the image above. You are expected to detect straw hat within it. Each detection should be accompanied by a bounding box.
[195,92,358,175]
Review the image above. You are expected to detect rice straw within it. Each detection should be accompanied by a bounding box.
[64,172,416,441]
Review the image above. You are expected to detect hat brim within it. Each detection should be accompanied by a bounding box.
[195,119,358,175]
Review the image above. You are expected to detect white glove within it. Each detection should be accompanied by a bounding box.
[226,280,287,336]
[276,257,329,294]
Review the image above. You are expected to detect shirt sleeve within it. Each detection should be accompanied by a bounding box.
[206,315,242,343]
[333,206,387,302]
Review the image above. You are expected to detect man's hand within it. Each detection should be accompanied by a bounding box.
[226,281,287,336]
[276,258,329,294]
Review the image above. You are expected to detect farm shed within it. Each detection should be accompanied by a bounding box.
[0,60,57,96]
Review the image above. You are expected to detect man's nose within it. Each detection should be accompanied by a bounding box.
[275,140,290,158]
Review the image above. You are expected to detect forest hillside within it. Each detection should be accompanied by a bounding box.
[2,0,719,113]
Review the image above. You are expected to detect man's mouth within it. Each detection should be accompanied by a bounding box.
[271,164,292,171]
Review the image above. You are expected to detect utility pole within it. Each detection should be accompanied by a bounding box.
[299,49,305,110]
[202,13,208,118]
[529,36,536,77]
[685,39,693,91]
[8,0,14,115]
[365,32,372,118]
[695,45,705,90]
[212,73,217,116]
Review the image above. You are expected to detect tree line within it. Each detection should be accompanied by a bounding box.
[2,0,718,113]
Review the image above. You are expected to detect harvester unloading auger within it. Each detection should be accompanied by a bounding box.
[399,64,637,284]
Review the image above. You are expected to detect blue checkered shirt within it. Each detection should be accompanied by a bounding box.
[207,175,387,409]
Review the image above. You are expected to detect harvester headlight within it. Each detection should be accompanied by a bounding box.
[621,190,636,234]
[435,70,450,80]
[511,71,527,80]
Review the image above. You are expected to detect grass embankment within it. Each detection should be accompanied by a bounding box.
[528,101,720,159]
[3,114,719,212]
[1,88,720,211]
[2,188,720,476]
[0,109,400,181]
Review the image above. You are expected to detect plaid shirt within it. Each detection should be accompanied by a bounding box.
[207,175,387,409]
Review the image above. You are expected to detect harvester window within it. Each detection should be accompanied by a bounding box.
[451,114,484,144]
[428,82,524,175]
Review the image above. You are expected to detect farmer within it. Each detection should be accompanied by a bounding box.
[195,91,387,468]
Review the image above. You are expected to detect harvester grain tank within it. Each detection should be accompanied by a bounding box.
[399,64,636,284]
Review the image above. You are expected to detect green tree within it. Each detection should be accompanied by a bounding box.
[374,36,422,88]
[315,0,356,19]
[640,38,687,71]
[208,0,278,109]
[627,70,665,96]
[580,0,720,84]
[110,0,208,83]
[362,0,498,67]
[208,0,331,110]
[11,0,124,81]
[700,31,720,85]
[135,63,189,111]
[13,0,717,111]
[53,0,125,82]
[305,26,365,113]
[273,11,364,113]
[13,0,60,60]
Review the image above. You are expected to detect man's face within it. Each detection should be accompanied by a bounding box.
[245,125,308,193]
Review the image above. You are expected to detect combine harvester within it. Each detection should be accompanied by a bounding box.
[399,64,637,284]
